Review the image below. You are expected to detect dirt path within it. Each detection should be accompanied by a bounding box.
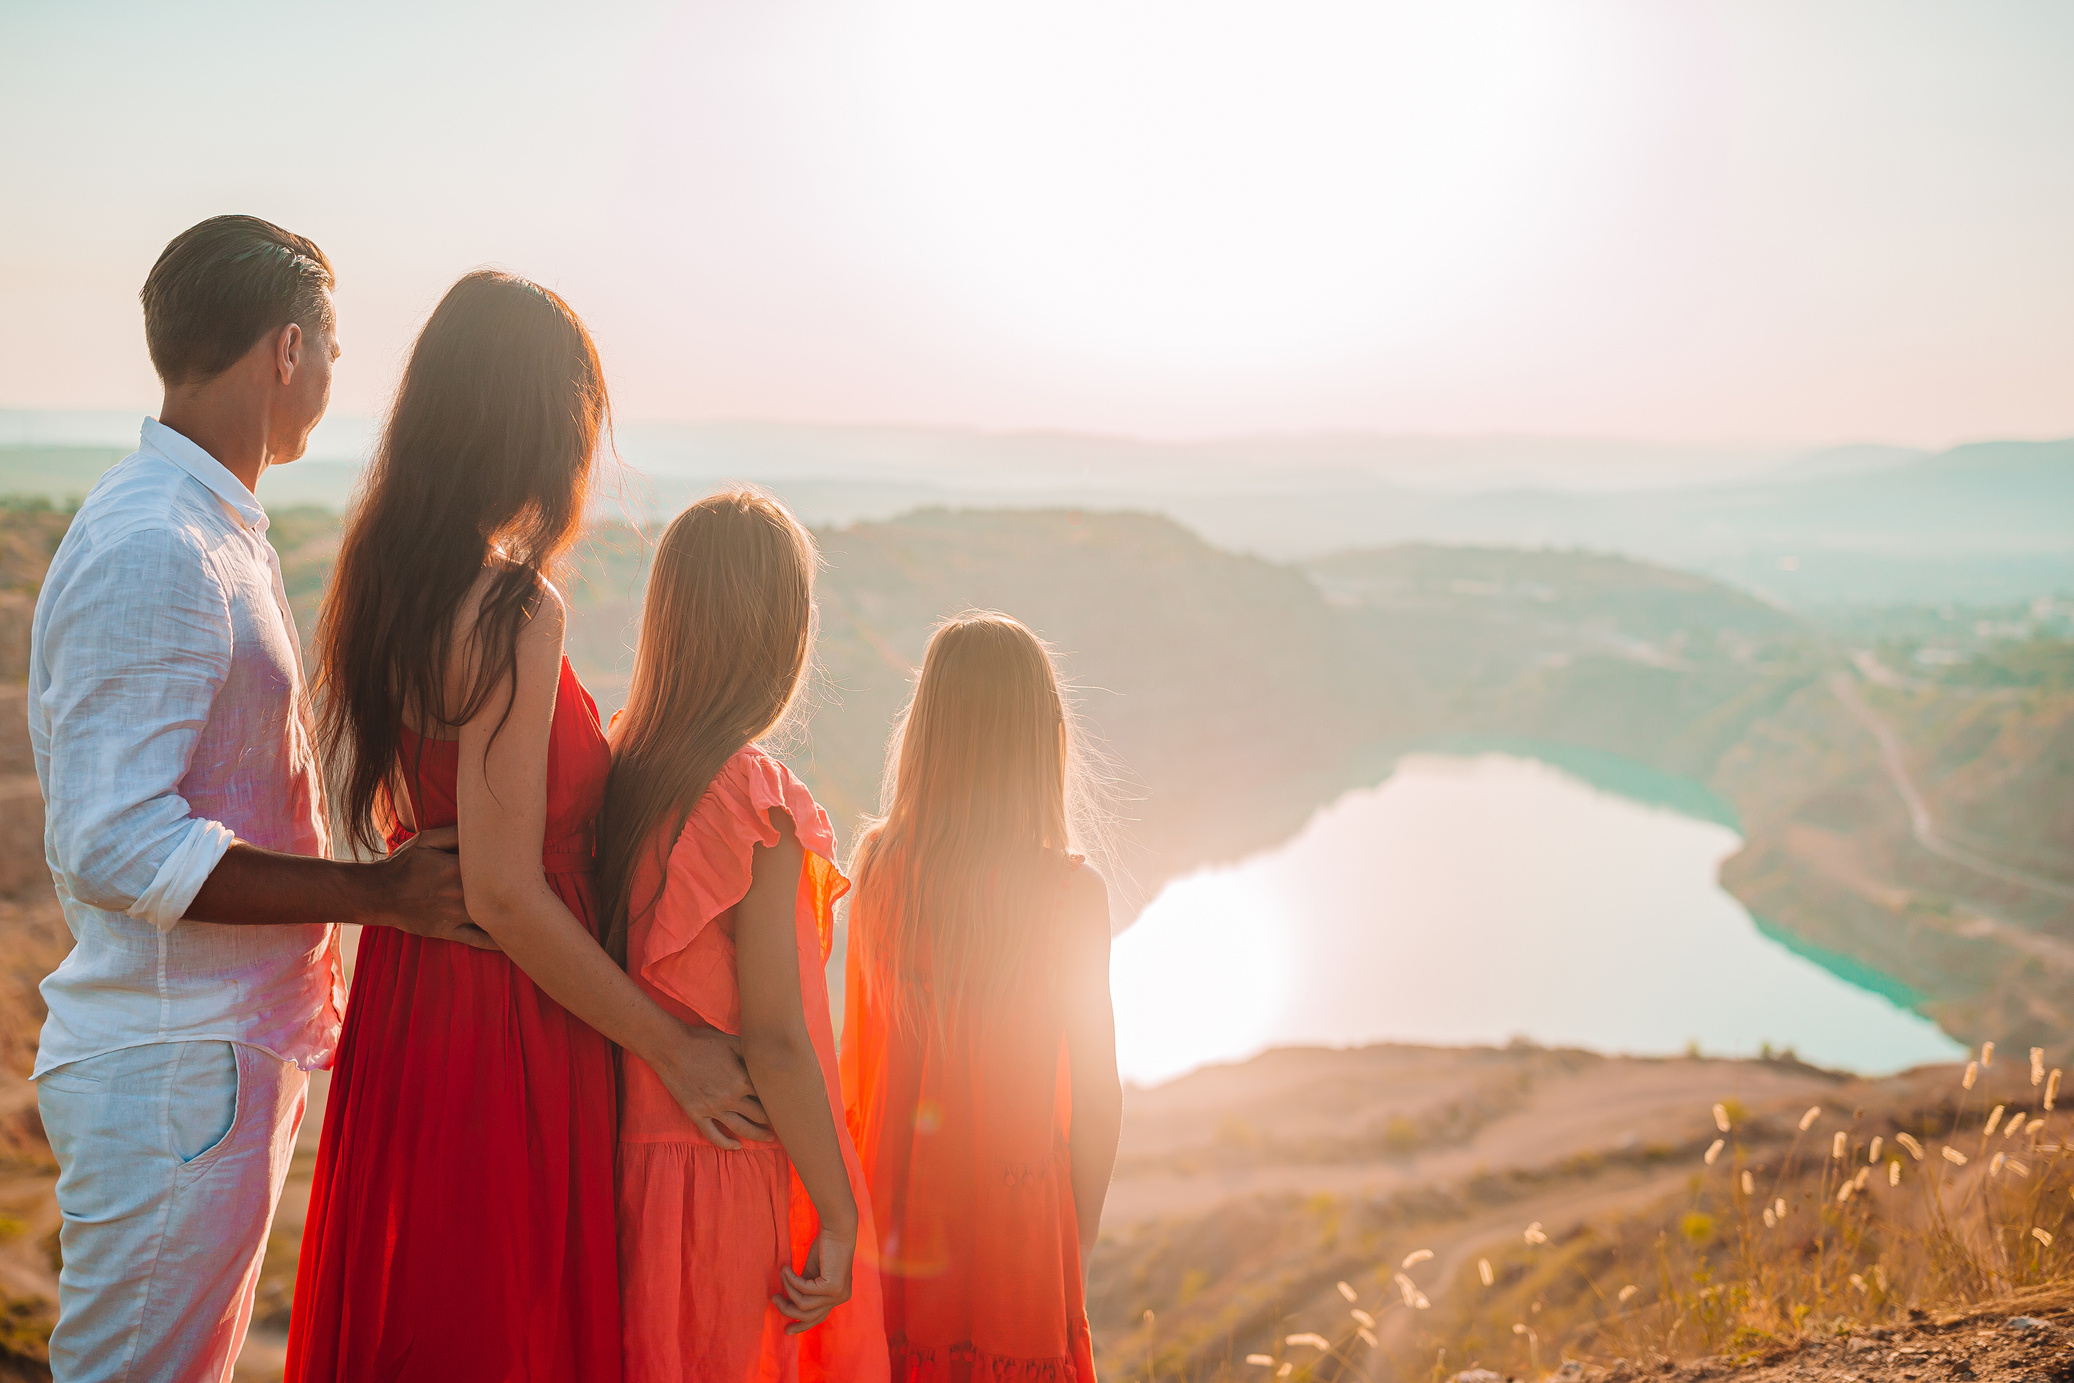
[1829,671,2074,906]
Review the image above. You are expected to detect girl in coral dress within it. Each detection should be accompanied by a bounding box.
[843,612,1123,1382]
[596,489,886,1383]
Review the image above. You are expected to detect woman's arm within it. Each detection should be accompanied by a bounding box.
[1064,864,1122,1280]
[735,808,857,1333]
[453,585,770,1146]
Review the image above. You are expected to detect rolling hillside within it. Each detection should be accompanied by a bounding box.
[1,499,2071,1378]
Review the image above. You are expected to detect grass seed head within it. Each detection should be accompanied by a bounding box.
[1401,1249,1434,1270]
[1358,1327,1379,1348]
[1832,1131,1848,1160]
[1986,1104,2006,1135]
[1479,1258,1494,1287]
[1964,1062,1979,1090]
[1742,1170,1755,1195]
[1524,1221,1548,1245]
[1799,1106,1822,1131]
[1713,1103,1730,1132]
[2034,1048,2047,1086]
[1763,1207,1777,1228]
[1247,1355,1275,1368]
[1619,1284,1639,1303]
[1896,1131,1925,1160]
[2049,1069,2061,1110]
[1889,1160,1901,1186]
[1982,1041,1995,1067]
[2035,1227,2055,1246]
[1943,1146,1969,1165]
[1706,1138,1725,1166]
[1352,1308,1376,1328]
[1336,1280,1357,1302]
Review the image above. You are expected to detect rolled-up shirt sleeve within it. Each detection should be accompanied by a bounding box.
[38,526,237,929]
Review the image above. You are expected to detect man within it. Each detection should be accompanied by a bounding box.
[25,216,762,1381]
[26,216,481,1380]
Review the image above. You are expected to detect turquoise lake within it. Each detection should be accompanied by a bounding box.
[1110,753,1966,1086]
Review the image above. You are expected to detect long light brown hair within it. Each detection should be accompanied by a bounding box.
[596,489,819,964]
[849,612,1107,1034]
[316,270,606,851]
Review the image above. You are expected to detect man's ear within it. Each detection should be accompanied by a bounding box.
[274,322,304,384]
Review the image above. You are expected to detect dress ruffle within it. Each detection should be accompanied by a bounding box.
[629,745,845,1035]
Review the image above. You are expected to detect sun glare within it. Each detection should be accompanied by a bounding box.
[1110,864,1297,1086]
[837,0,1687,374]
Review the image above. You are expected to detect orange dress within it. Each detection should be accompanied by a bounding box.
[617,745,888,1383]
[842,859,1097,1382]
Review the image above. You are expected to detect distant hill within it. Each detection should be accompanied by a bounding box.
[1421,440,2074,604]
[0,444,363,511]
[5,426,2070,605]
[0,446,126,505]
[1765,442,1926,480]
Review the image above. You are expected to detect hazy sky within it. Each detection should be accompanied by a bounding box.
[3,0,2071,445]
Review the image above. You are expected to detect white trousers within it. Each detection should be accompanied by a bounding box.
[36,1041,307,1383]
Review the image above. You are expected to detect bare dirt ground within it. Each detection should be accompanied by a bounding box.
[1537,1298,2072,1383]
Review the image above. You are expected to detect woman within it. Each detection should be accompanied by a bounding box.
[286,272,758,1381]
[842,612,1122,1381]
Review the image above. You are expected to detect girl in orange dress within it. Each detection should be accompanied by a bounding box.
[596,490,887,1383]
[843,612,1123,1382]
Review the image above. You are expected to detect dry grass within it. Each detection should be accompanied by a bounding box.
[1103,1048,2074,1383]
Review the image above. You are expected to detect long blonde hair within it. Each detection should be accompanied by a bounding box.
[596,489,818,964]
[849,611,1105,1033]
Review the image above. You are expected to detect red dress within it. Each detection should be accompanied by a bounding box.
[841,857,1097,1382]
[287,657,621,1382]
[617,745,887,1383]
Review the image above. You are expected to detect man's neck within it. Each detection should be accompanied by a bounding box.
[156,394,275,495]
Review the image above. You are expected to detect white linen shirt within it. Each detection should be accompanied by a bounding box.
[29,418,343,1077]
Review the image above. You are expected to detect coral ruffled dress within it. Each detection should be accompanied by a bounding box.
[842,858,1098,1382]
[287,657,622,1382]
[617,745,888,1383]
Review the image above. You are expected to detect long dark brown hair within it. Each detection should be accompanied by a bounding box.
[596,489,819,964]
[316,270,607,852]
[848,612,1107,1033]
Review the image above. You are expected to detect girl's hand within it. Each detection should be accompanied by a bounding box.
[774,1227,855,1334]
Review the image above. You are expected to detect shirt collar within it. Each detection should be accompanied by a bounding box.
[140,417,270,534]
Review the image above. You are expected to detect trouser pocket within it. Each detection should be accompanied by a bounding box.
[171,1041,241,1165]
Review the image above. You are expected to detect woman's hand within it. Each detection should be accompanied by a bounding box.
[653,1023,773,1148]
[775,1227,855,1334]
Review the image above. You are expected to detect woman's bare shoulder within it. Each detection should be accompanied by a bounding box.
[453,565,565,651]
